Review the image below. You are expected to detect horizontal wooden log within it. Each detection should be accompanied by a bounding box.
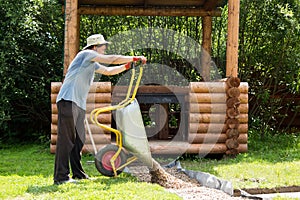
[78,6,222,17]
[50,144,108,154]
[51,123,111,135]
[189,123,225,133]
[51,133,111,145]
[166,143,247,154]
[190,82,228,93]
[51,82,111,94]
[185,144,227,154]
[189,113,227,123]
[190,103,226,113]
[51,93,112,104]
[190,82,248,93]
[189,93,227,103]
[76,0,222,8]
[51,103,112,114]
[190,103,248,113]
[190,93,248,103]
[189,113,248,123]
[237,143,247,153]
[51,113,111,124]
[149,142,228,154]
[189,123,248,134]
[51,142,248,154]
[112,85,189,95]
[188,133,247,144]
[51,82,61,94]
[236,114,248,123]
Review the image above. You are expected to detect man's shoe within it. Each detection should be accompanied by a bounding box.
[54,178,78,185]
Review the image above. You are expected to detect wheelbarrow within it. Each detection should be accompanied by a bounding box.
[88,62,153,177]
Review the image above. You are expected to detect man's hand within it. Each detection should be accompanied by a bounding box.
[133,56,147,64]
[124,62,132,70]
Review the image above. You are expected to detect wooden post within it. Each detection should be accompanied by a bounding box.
[201,16,212,81]
[63,0,80,76]
[226,0,240,77]
[157,104,169,140]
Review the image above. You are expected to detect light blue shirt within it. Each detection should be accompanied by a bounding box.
[56,50,101,110]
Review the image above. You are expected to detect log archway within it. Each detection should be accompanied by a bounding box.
[52,0,247,156]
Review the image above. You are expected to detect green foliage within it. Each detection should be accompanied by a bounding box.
[239,0,300,131]
[80,16,205,84]
[0,0,64,141]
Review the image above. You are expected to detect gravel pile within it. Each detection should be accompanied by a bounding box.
[150,159,198,189]
[127,159,246,200]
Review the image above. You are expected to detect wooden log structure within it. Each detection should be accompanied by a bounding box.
[189,81,248,155]
[225,77,244,156]
[50,82,112,154]
[54,0,246,155]
[50,82,248,155]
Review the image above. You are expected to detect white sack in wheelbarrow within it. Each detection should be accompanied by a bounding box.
[115,99,153,168]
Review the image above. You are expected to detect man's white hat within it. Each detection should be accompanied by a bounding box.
[82,34,110,50]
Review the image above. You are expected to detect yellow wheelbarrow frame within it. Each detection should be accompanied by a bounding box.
[89,63,145,177]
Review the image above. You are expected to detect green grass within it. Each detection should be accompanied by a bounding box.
[0,145,180,200]
[180,131,300,189]
[0,130,299,199]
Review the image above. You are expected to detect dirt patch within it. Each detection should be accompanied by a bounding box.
[127,159,245,200]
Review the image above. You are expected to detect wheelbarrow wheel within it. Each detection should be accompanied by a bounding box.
[94,144,127,177]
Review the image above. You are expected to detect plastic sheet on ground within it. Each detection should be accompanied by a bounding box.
[164,159,234,196]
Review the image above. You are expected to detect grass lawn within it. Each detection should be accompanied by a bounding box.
[0,130,299,199]
[180,131,300,190]
[0,145,180,200]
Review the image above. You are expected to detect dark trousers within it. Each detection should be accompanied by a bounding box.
[54,100,88,182]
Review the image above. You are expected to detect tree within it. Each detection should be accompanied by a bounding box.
[0,0,64,141]
[239,0,300,131]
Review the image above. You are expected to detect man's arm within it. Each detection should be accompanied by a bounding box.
[95,63,128,76]
[92,54,133,65]
[92,55,147,65]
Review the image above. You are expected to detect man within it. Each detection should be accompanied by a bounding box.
[54,34,146,185]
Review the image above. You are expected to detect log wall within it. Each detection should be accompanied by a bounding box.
[189,81,248,155]
[50,82,112,154]
[50,81,248,155]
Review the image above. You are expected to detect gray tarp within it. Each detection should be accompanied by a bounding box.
[164,160,234,196]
